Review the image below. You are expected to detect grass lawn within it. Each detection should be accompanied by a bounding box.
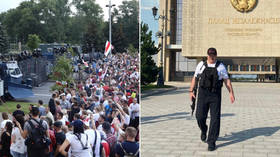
[0,101,33,114]
[141,84,173,92]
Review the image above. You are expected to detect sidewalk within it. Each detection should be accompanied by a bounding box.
[141,82,280,157]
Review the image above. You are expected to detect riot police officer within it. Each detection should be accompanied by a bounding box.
[189,48,235,151]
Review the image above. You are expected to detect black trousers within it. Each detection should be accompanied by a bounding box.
[27,146,49,157]
[196,87,222,144]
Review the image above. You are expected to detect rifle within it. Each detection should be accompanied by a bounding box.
[190,76,199,116]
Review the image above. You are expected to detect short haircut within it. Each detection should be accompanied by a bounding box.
[125,127,137,138]
[16,104,21,109]
[38,100,43,105]
[74,113,80,119]
[58,112,63,118]
[31,107,40,116]
[102,121,111,133]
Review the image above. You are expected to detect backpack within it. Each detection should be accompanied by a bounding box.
[199,61,223,92]
[119,143,139,157]
[25,118,50,150]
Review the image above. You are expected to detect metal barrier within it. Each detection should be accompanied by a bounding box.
[18,57,49,86]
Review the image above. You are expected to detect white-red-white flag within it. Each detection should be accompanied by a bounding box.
[104,41,112,57]
[82,59,88,67]
[101,66,109,81]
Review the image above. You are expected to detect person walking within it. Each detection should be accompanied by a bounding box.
[189,48,235,151]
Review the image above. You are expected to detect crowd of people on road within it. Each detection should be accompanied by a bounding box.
[0,53,140,157]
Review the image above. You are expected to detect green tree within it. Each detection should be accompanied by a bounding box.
[118,0,139,50]
[0,23,9,54]
[1,1,42,43]
[27,34,41,51]
[103,0,139,53]
[127,44,137,55]
[50,55,73,91]
[38,0,71,43]
[82,20,105,53]
[72,0,105,52]
[141,23,159,85]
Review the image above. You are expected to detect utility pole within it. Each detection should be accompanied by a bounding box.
[106,0,115,45]
[152,7,170,86]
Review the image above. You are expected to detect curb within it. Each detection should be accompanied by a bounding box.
[141,86,178,98]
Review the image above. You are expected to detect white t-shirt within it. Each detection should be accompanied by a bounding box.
[46,112,54,123]
[10,127,27,154]
[92,113,100,122]
[58,118,66,126]
[194,61,229,80]
[97,124,106,139]
[124,114,130,125]
[85,129,101,157]
[129,103,139,119]
[66,93,72,101]
[66,133,91,157]
[0,119,12,132]
[66,132,73,157]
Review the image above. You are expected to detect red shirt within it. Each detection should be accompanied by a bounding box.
[101,140,110,157]
[128,97,133,106]
[48,129,56,152]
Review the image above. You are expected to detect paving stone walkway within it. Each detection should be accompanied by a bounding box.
[141,82,280,157]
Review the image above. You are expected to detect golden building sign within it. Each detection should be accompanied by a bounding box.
[182,0,280,58]
[230,0,257,12]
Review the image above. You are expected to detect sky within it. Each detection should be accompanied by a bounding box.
[0,0,127,21]
[141,0,159,43]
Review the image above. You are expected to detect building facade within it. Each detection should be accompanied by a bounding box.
[158,0,280,82]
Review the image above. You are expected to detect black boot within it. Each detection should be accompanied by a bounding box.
[201,132,207,142]
[208,142,216,151]
[200,125,207,142]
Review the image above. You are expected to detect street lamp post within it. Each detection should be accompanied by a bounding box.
[106,0,116,45]
[152,6,169,86]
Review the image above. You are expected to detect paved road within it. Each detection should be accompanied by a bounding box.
[141,82,280,157]
[16,81,54,104]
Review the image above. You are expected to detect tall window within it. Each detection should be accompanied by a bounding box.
[261,65,270,71]
[229,65,238,71]
[240,65,249,71]
[176,0,182,44]
[250,65,260,71]
[272,65,276,71]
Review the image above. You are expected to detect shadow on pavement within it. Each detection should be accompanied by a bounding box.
[220,113,235,117]
[141,112,235,125]
[142,87,190,100]
[217,126,280,148]
[141,112,189,125]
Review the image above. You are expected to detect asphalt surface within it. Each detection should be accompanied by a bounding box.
[15,81,54,104]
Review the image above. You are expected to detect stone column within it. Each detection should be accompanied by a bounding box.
[164,50,171,81]
[276,58,280,83]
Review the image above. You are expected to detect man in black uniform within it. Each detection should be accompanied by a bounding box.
[189,48,235,151]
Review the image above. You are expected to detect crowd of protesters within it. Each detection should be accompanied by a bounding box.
[0,53,140,157]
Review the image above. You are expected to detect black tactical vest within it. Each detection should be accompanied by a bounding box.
[199,61,223,92]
